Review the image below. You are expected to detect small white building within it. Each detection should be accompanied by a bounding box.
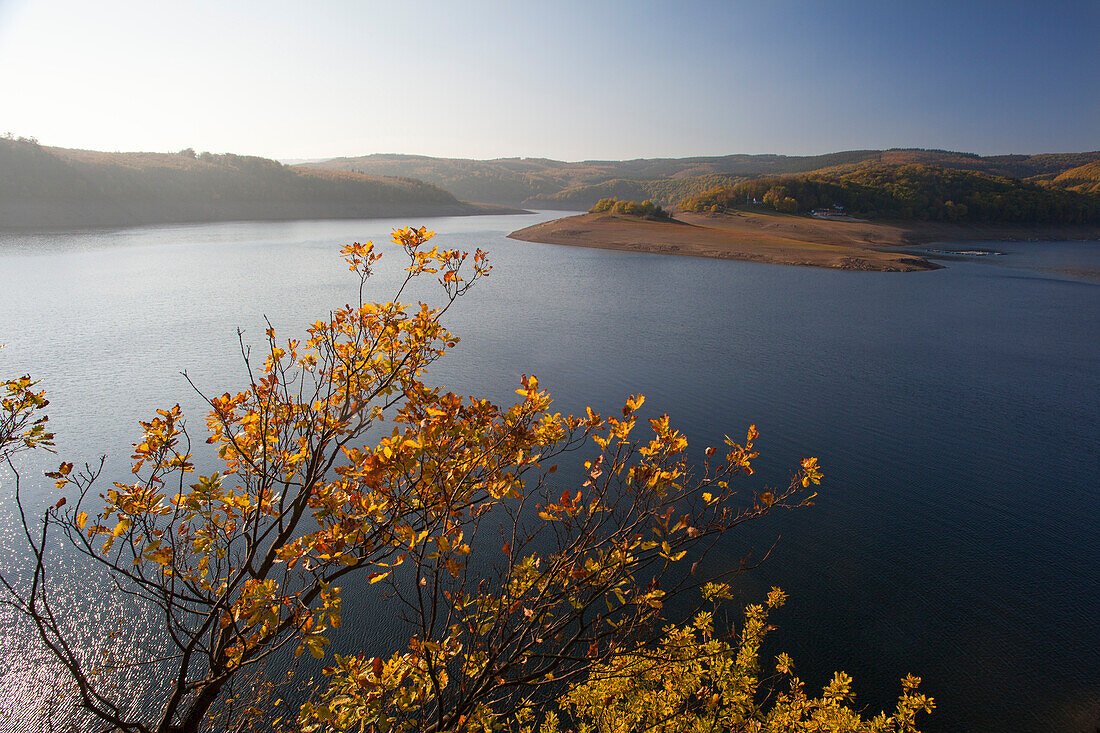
[812,204,847,218]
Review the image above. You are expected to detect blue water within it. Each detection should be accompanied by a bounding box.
[0,213,1097,731]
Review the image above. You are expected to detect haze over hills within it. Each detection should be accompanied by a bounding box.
[5,137,1100,230]
[299,149,1100,209]
[298,151,879,206]
[0,137,504,230]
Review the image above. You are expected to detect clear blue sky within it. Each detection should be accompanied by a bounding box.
[1,0,1097,160]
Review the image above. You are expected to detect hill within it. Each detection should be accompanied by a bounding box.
[524,174,747,209]
[679,163,1100,225]
[1046,160,1100,194]
[298,151,883,206]
[871,149,1100,178]
[0,138,508,230]
[299,149,1100,209]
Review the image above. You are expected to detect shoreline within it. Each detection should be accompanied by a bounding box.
[0,201,528,233]
[507,210,1100,272]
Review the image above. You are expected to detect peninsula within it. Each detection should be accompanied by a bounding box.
[508,208,1100,272]
[508,158,1100,272]
[508,210,940,271]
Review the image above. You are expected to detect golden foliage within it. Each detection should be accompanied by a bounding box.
[0,347,56,461]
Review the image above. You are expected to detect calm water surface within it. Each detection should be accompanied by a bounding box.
[0,213,1097,732]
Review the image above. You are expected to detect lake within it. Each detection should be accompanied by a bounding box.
[0,212,1097,732]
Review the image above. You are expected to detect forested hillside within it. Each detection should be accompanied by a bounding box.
[299,151,883,205]
[526,174,746,209]
[1043,160,1100,194]
[300,149,1100,209]
[7,138,1097,228]
[0,137,488,229]
[679,163,1100,225]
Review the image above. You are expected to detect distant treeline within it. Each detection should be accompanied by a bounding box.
[0,137,482,229]
[679,164,1100,225]
[302,149,1100,209]
[529,174,745,209]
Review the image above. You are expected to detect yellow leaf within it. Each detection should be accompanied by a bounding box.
[76,511,88,530]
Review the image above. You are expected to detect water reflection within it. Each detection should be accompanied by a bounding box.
[0,216,1096,732]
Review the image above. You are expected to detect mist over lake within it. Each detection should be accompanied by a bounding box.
[0,212,1097,732]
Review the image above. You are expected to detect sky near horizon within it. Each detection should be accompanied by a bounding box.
[0,0,1097,161]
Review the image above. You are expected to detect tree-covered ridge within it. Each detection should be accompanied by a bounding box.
[528,173,745,209]
[298,152,886,206]
[299,153,588,206]
[679,163,1100,225]
[0,137,478,229]
[872,149,1100,178]
[1043,160,1100,194]
[300,149,1100,208]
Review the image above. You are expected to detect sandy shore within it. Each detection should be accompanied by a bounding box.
[508,210,1100,272]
